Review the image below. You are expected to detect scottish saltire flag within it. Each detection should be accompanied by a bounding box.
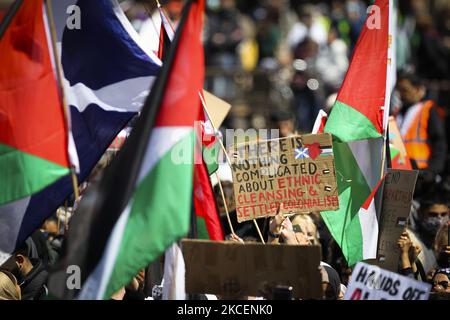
[295,148,310,159]
[0,0,161,261]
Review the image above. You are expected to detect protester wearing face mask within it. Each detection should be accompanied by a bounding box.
[408,196,449,274]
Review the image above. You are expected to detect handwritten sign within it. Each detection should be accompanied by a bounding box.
[182,239,322,299]
[229,134,339,222]
[345,262,431,300]
[375,169,418,271]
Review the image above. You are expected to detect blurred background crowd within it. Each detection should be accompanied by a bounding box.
[121,0,450,189]
[120,0,449,131]
[0,0,449,300]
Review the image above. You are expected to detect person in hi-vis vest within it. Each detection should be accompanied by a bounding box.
[395,73,447,192]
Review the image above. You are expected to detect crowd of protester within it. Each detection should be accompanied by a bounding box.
[0,0,449,300]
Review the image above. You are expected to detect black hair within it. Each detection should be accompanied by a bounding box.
[419,194,449,212]
[14,241,28,257]
[397,71,425,88]
[45,215,59,224]
[270,110,294,122]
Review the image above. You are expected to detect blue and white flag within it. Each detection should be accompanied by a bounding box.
[0,0,161,259]
[295,148,310,159]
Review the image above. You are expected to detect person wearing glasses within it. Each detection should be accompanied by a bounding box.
[431,268,450,294]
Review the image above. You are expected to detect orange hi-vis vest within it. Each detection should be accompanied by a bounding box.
[403,100,434,169]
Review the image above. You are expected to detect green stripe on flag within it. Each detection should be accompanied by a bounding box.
[389,144,400,159]
[203,140,220,175]
[196,216,210,240]
[325,100,382,142]
[320,141,371,266]
[105,132,194,298]
[0,143,70,205]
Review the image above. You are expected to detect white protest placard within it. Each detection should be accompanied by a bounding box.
[344,262,431,300]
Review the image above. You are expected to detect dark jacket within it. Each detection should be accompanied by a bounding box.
[20,259,48,300]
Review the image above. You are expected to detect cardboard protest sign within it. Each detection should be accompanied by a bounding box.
[203,90,231,129]
[182,239,322,299]
[344,262,431,300]
[375,169,418,271]
[388,117,412,170]
[229,134,339,222]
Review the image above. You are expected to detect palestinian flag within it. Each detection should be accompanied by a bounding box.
[47,0,206,299]
[321,0,395,266]
[0,0,75,206]
[194,109,224,241]
[157,5,223,241]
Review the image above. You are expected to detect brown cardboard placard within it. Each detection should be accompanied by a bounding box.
[203,90,231,129]
[182,239,322,299]
[375,169,418,271]
[229,134,339,222]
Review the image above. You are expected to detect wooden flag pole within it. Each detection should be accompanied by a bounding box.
[57,209,61,233]
[70,168,80,201]
[44,0,80,203]
[200,93,265,244]
[253,220,265,244]
[215,172,235,235]
[380,137,387,179]
[197,94,235,236]
[64,200,68,232]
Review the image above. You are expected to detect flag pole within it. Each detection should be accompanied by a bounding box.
[44,0,80,202]
[197,95,235,235]
[199,94,265,244]
[0,0,24,40]
[380,138,387,178]
[215,172,235,235]
[57,208,61,233]
[64,200,69,232]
